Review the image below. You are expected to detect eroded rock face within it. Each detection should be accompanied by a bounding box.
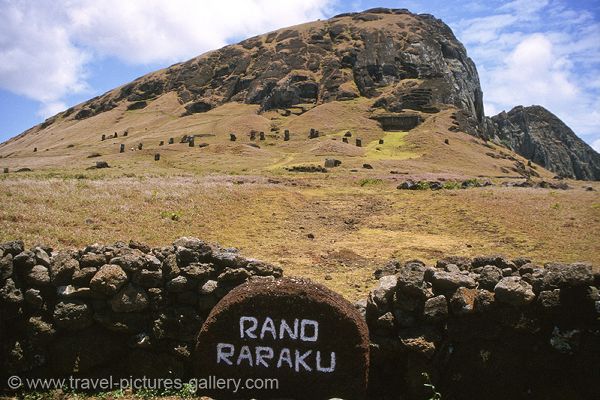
[53,8,486,133]
[489,105,600,180]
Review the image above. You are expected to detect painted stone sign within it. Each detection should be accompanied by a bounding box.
[194,277,370,399]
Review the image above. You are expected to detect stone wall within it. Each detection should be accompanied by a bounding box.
[360,256,600,400]
[1,239,599,399]
[0,238,282,382]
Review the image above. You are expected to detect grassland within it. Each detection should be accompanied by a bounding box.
[1,172,598,300]
[1,100,598,300]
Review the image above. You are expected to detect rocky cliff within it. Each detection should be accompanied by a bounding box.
[40,8,486,137]
[488,106,600,180]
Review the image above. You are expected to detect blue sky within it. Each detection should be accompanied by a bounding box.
[1,0,599,151]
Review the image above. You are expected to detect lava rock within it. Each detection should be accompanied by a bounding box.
[478,265,503,290]
[423,295,448,322]
[431,270,477,292]
[110,284,149,313]
[90,264,128,296]
[53,300,93,330]
[494,276,535,306]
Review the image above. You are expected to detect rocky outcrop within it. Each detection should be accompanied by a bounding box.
[49,8,486,134]
[362,256,600,400]
[488,106,600,180]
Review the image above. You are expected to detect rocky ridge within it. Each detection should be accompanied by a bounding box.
[487,105,600,180]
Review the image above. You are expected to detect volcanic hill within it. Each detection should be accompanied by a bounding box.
[1,7,597,181]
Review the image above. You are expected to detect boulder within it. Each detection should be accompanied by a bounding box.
[374,274,398,300]
[0,278,23,308]
[543,263,594,289]
[153,306,203,341]
[478,265,503,290]
[0,253,13,280]
[199,279,218,295]
[24,288,44,310]
[53,300,93,330]
[33,247,51,267]
[423,295,448,322]
[26,316,56,343]
[473,289,495,312]
[0,240,25,256]
[494,276,535,306]
[90,264,128,296]
[133,269,163,288]
[109,249,146,273]
[50,252,79,286]
[450,287,478,315]
[24,265,51,286]
[166,275,195,293]
[110,284,149,312]
[71,267,97,286]
[431,270,476,292]
[396,264,431,299]
[79,253,107,268]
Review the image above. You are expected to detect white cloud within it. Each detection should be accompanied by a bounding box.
[483,34,577,108]
[0,0,334,116]
[0,2,89,115]
[452,0,600,149]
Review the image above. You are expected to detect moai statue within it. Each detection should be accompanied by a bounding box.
[284,129,290,141]
[379,139,384,144]
[250,131,256,141]
[309,128,316,139]
[33,147,37,152]
[3,168,8,174]
[324,159,336,168]
[168,137,174,144]
[123,130,128,137]
[259,131,265,141]
[342,137,349,144]
[154,153,160,161]
[159,141,164,146]
[138,143,143,150]
[444,139,450,145]
[188,138,195,147]
[114,132,118,138]
[230,133,237,142]
[101,134,106,141]
[355,138,362,147]
[120,144,125,153]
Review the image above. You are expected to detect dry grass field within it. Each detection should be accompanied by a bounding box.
[1,99,599,300]
[1,171,598,300]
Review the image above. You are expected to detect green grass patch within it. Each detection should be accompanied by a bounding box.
[365,131,419,160]
[160,210,182,221]
[442,181,462,190]
[359,178,384,187]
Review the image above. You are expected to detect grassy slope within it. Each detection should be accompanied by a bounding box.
[1,97,598,300]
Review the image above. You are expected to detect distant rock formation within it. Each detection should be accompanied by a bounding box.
[488,106,600,180]
[44,8,487,138]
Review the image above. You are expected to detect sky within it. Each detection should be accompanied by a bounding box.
[0,0,599,151]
